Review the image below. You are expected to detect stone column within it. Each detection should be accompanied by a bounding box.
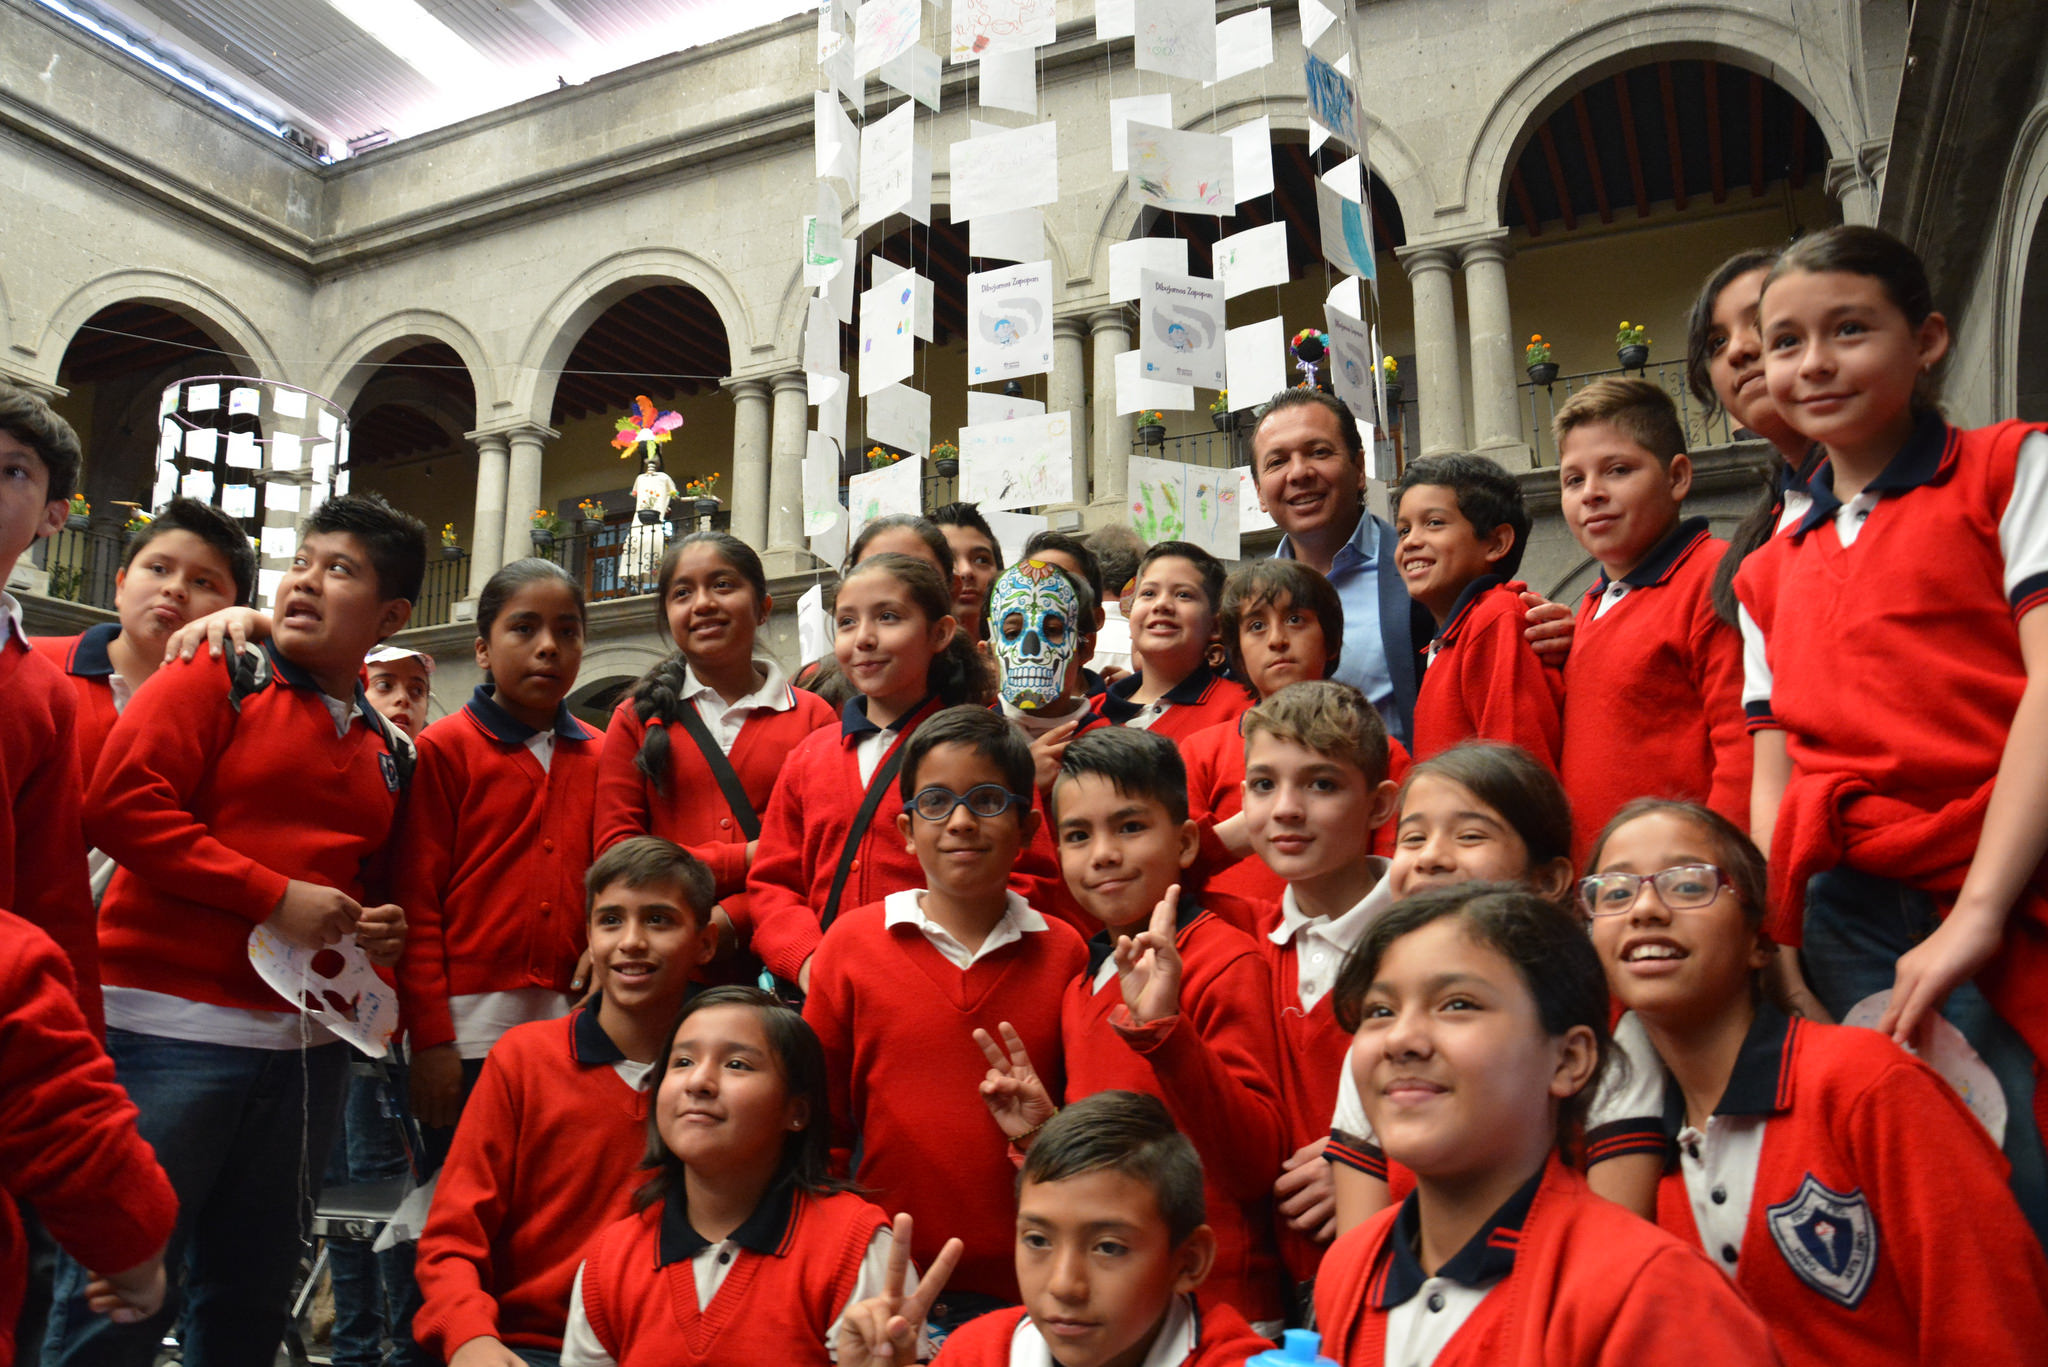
[1826,155,1879,227]
[1089,309,1134,515]
[499,423,557,566]
[1049,315,1092,509]
[761,372,814,576]
[464,428,509,590]
[725,378,772,549]
[1459,233,1530,465]
[1397,245,1467,458]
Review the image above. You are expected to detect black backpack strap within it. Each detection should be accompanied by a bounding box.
[224,642,274,712]
[820,743,908,931]
[671,704,761,841]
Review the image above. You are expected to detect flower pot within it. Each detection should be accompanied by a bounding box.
[66,514,89,531]
[694,497,718,518]
[637,508,660,525]
[442,544,465,560]
[1211,411,1234,432]
[1385,382,1404,409]
[1139,424,1165,446]
[577,518,603,534]
[531,529,555,548]
[1617,344,1650,371]
[934,457,959,478]
[1526,361,1558,387]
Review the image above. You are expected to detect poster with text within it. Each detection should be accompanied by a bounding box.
[967,260,1054,384]
[1137,269,1226,389]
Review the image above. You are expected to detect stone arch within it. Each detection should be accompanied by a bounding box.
[1993,103,2048,419]
[512,248,749,422]
[35,270,280,383]
[317,309,497,414]
[1459,6,1863,231]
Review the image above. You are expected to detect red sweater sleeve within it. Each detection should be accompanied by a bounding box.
[0,911,176,1275]
[415,1049,522,1355]
[1590,1244,1783,1366]
[392,729,464,1052]
[746,741,829,981]
[801,935,856,1175]
[1466,595,1562,770]
[85,654,292,923]
[4,658,99,1032]
[1689,579,1753,832]
[592,703,656,854]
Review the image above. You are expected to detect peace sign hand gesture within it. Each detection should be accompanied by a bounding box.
[1113,883,1184,1026]
[973,1022,1056,1141]
[835,1213,962,1365]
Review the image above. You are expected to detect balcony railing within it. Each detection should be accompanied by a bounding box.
[1520,360,1734,466]
[34,525,124,611]
[533,511,731,605]
[417,550,473,627]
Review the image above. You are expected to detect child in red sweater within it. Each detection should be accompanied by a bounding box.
[805,706,1089,1322]
[595,533,836,968]
[47,492,423,1367]
[1,909,177,1366]
[1392,455,1560,768]
[1585,800,2048,1367]
[1314,884,1777,1366]
[32,496,254,784]
[841,1092,1271,1367]
[562,986,915,1367]
[365,644,435,740]
[1554,380,1748,861]
[395,558,601,1147]
[0,384,96,1029]
[976,726,1288,1329]
[1099,542,1253,740]
[415,836,717,1367]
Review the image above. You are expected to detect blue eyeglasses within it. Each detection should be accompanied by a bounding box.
[909,784,1031,822]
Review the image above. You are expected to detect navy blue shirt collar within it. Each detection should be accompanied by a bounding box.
[1373,1164,1542,1307]
[840,691,940,741]
[1587,517,1711,599]
[657,1177,799,1266]
[1085,893,1210,978]
[265,640,380,730]
[1792,410,1951,539]
[1660,1002,1796,1137]
[66,621,120,678]
[1099,662,1228,723]
[465,681,592,744]
[1429,573,1508,647]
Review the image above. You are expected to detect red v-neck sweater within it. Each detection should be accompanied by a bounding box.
[1411,580,1562,769]
[577,1190,887,1366]
[804,904,1088,1301]
[0,636,97,1030]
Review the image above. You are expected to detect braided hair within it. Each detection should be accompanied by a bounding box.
[629,532,769,794]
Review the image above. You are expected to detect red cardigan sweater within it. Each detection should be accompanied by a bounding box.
[934,1301,1271,1365]
[0,633,98,1030]
[1656,1012,2048,1367]
[1099,663,1255,743]
[1315,1157,1780,1367]
[1410,577,1561,769]
[1061,905,1289,1324]
[415,1004,651,1356]
[89,643,402,1015]
[1561,520,1749,863]
[593,683,838,917]
[577,1186,887,1367]
[804,901,1088,1301]
[0,909,176,1365]
[392,687,601,1052]
[29,622,122,783]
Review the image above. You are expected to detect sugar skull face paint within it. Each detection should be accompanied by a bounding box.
[991,559,1081,710]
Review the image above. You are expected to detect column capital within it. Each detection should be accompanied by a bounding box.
[770,370,810,397]
[463,428,511,452]
[1087,307,1132,337]
[469,421,558,445]
[721,376,773,401]
[1394,243,1462,278]
[1455,229,1514,268]
[1053,314,1092,340]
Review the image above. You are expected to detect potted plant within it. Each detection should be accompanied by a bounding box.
[1615,321,1651,371]
[122,510,152,542]
[1136,411,1166,445]
[865,445,903,471]
[575,498,605,533]
[67,493,89,531]
[684,473,721,517]
[440,523,465,559]
[1382,356,1402,409]
[930,440,959,478]
[1209,390,1234,431]
[530,507,564,548]
[1525,334,1558,387]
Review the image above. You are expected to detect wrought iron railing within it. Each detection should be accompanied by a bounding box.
[35,525,124,610]
[417,551,472,627]
[533,511,730,605]
[1519,360,1734,466]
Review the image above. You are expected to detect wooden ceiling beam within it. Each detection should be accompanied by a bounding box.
[1658,61,1689,211]
[1571,92,1614,224]
[1704,60,1726,204]
[1749,73,1767,197]
[1509,166,1543,237]
[1613,74,1652,217]
[1537,124,1578,232]
[1789,110,1809,190]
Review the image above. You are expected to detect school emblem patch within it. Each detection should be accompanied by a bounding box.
[379,752,401,793]
[1767,1174,1878,1308]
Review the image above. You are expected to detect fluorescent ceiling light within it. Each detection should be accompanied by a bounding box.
[321,0,497,90]
[32,0,286,136]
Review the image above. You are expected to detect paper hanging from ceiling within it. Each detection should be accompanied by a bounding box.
[859,101,916,226]
[1304,52,1360,151]
[811,505,849,569]
[797,582,832,666]
[867,383,932,456]
[970,207,1045,263]
[804,212,847,288]
[1129,454,1239,559]
[967,260,1054,384]
[1114,348,1194,414]
[1223,118,1274,202]
[1127,122,1233,215]
[1109,93,1172,173]
[1300,0,1337,48]
[949,122,1058,220]
[1132,0,1216,82]
[1223,317,1288,411]
[1317,156,1377,281]
[959,411,1075,511]
[881,44,942,108]
[271,387,308,420]
[1208,8,1273,85]
[849,454,924,535]
[1327,273,1362,320]
[871,258,936,340]
[814,91,858,187]
[804,431,843,534]
[1238,467,1278,533]
[1096,0,1135,39]
[967,390,1045,425]
[856,0,922,74]
[1325,306,1380,429]
[951,0,1057,61]
[1109,236,1188,303]
[1137,269,1226,389]
[982,508,1049,553]
[858,277,918,397]
[979,47,1036,113]
[1214,221,1289,298]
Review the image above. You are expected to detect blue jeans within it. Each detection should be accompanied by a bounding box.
[325,1064,421,1367]
[1801,866,2048,1244]
[42,1031,350,1367]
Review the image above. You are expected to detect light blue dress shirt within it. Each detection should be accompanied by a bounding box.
[1274,508,1399,737]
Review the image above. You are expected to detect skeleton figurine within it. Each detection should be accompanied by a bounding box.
[989,558,1084,711]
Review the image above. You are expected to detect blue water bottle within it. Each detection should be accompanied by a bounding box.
[1247,1327,1341,1366]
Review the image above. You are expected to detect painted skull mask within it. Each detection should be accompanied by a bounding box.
[991,559,1081,711]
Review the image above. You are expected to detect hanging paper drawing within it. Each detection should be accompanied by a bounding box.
[1129,454,1239,559]
[1126,123,1233,215]
[951,0,1058,61]
[1129,454,1187,542]
[959,411,1074,512]
[1303,52,1359,149]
